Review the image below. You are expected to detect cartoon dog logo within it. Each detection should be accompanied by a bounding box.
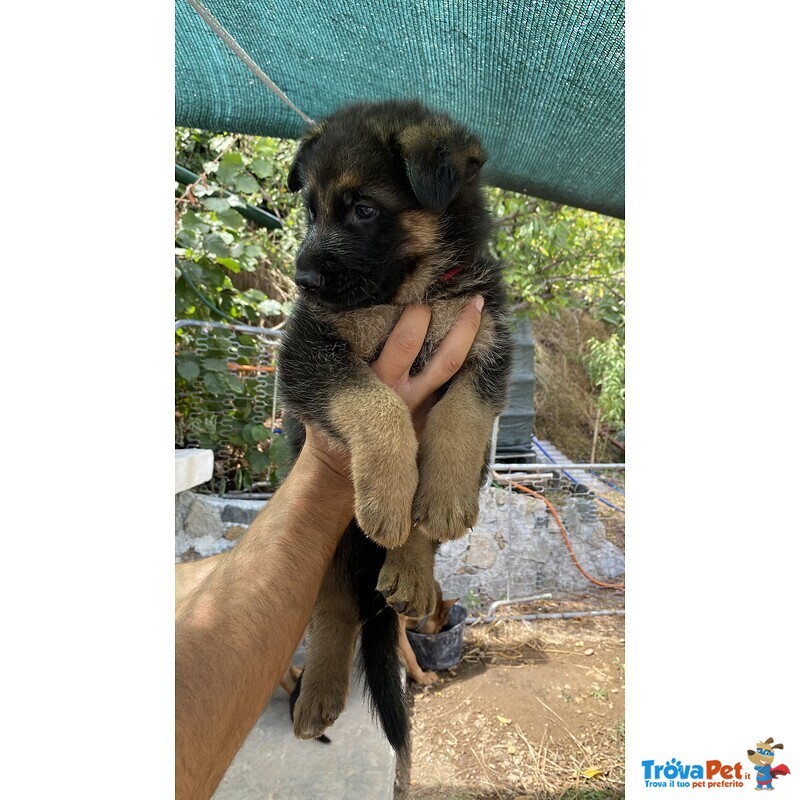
[747,737,791,790]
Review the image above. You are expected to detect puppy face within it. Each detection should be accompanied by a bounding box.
[288,100,487,311]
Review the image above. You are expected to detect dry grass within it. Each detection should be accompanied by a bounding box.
[400,611,625,800]
[531,310,621,464]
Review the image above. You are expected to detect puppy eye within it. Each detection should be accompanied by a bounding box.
[354,204,378,221]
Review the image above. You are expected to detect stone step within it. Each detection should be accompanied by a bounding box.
[175,449,214,494]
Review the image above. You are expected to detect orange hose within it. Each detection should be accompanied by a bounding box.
[508,480,624,591]
[225,363,275,373]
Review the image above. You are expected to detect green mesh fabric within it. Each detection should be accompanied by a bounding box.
[175,0,624,218]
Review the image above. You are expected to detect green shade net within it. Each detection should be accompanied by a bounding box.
[175,0,624,218]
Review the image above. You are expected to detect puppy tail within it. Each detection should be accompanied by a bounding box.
[359,607,409,756]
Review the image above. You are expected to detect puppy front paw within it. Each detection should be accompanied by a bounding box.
[413,481,480,542]
[353,468,417,549]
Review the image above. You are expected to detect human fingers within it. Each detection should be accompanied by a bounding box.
[371,305,432,387]
[409,295,484,400]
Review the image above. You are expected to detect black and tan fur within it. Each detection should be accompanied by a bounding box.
[399,583,460,686]
[277,100,511,753]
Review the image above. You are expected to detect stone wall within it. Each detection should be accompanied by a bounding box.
[175,492,268,561]
[175,487,624,607]
[434,486,624,606]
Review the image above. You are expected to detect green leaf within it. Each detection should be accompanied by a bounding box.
[216,257,241,273]
[181,211,210,233]
[177,359,200,380]
[224,373,245,394]
[238,289,267,304]
[203,232,232,257]
[202,372,228,396]
[217,208,245,228]
[249,158,272,179]
[176,229,200,249]
[202,358,228,372]
[234,173,260,194]
[248,423,270,443]
[258,298,283,317]
[201,197,231,213]
[248,448,271,474]
[268,434,292,482]
[190,183,216,198]
[216,152,244,185]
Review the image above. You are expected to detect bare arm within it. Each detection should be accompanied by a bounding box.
[175,440,353,799]
[174,298,483,799]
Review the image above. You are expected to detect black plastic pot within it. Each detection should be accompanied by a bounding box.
[406,604,468,671]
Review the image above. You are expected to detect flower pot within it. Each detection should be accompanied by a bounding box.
[406,604,468,671]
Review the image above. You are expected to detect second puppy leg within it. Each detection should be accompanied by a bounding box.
[292,550,359,740]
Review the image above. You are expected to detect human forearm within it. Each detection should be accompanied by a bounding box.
[176,554,224,607]
[175,443,353,799]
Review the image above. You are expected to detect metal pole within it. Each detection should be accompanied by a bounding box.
[466,609,625,625]
[492,462,625,470]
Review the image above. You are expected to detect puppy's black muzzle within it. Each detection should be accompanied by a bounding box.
[294,268,323,295]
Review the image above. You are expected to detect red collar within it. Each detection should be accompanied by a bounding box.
[440,264,465,283]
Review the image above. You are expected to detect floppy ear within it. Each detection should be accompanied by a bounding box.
[442,597,460,610]
[287,121,326,192]
[397,118,486,211]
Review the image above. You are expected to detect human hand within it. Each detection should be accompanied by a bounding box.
[370,297,485,437]
[303,296,484,470]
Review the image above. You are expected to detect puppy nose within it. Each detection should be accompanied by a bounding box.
[295,270,323,293]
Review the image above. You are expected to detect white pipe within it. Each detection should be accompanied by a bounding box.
[466,609,625,625]
[492,462,625,470]
[487,593,553,616]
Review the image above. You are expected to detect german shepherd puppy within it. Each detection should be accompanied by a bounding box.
[277,99,511,754]
[399,583,460,686]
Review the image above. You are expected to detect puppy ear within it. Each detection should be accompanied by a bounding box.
[398,118,486,212]
[287,121,326,192]
[442,598,460,610]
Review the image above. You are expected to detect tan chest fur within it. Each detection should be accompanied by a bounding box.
[328,298,495,363]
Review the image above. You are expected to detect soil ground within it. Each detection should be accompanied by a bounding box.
[395,591,625,800]
[395,469,626,800]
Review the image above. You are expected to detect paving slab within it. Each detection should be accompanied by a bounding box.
[213,665,396,800]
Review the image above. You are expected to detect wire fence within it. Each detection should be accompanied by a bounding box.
[175,319,283,495]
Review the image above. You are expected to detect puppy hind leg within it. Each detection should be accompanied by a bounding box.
[292,561,359,740]
[289,671,332,744]
[376,527,438,618]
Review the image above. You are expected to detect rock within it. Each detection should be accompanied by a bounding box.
[223,524,246,541]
